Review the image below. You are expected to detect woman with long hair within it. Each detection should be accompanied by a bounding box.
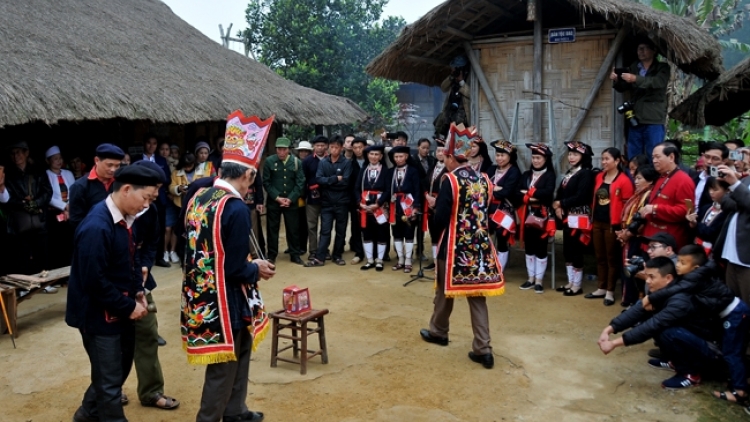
[468,138,492,174]
[552,142,595,296]
[518,143,557,293]
[587,147,633,306]
[487,140,521,272]
[616,165,658,305]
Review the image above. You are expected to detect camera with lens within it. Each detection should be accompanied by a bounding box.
[709,166,725,178]
[626,214,646,234]
[617,101,639,127]
[623,256,645,278]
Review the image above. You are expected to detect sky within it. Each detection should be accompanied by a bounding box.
[161,0,443,54]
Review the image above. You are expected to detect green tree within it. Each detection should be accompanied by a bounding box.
[240,0,406,130]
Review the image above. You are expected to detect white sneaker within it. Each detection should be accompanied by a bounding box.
[163,251,170,263]
[169,251,180,263]
[43,286,58,294]
[350,256,362,265]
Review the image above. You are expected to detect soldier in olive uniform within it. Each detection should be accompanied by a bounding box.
[263,137,306,264]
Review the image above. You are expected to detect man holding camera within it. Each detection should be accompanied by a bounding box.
[694,142,729,211]
[434,55,471,137]
[611,38,670,159]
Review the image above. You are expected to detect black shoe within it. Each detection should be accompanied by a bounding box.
[157,336,167,346]
[291,257,303,265]
[155,259,171,268]
[375,262,384,272]
[360,262,376,270]
[468,351,494,369]
[283,248,290,254]
[73,407,99,422]
[324,253,332,261]
[584,292,606,299]
[419,328,448,346]
[383,255,392,262]
[555,285,569,292]
[563,288,583,296]
[648,348,662,359]
[603,298,615,306]
[424,263,436,271]
[223,410,265,422]
[519,281,534,290]
[534,283,544,294]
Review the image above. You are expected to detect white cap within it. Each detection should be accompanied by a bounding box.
[45,146,61,159]
[297,141,313,151]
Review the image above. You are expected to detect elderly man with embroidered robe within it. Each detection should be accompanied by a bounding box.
[182,112,275,422]
[419,124,505,369]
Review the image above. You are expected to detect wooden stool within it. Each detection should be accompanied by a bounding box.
[270,309,328,375]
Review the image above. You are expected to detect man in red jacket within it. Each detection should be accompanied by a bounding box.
[639,142,695,249]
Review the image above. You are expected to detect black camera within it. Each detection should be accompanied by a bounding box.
[617,101,639,127]
[623,256,645,278]
[626,214,646,234]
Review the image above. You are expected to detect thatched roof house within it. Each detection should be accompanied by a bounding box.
[0,0,368,129]
[367,0,722,85]
[670,57,750,127]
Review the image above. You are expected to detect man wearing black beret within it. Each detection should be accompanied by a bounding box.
[67,164,162,422]
[68,143,125,229]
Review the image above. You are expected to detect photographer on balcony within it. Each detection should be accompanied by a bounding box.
[610,38,670,159]
[434,55,471,137]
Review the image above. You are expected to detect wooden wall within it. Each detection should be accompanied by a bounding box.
[474,33,617,169]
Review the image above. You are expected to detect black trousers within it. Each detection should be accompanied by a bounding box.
[562,226,585,268]
[523,227,548,259]
[9,230,48,274]
[297,206,308,254]
[155,201,166,258]
[316,204,348,260]
[47,212,74,268]
[392,219,416,241]
[348,206,364,258]
[362,214,389,243]
[78,326,136,422]
[266,204,300,260]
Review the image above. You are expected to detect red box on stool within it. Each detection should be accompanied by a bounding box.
[282,285,311,315]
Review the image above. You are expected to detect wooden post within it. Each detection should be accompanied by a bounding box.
[561,27,629,156]
[532,0,543,143]
[462,42,511,141]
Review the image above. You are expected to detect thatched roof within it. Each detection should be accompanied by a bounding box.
[366,0,723,86]
[0,0,368,129]
[670,57,750,127]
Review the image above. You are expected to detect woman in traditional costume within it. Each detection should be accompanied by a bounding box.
[487,140,521,272]
[468,138,492,174]
[356,145,390,271]
[194,141,216,179]
[616,165,658,305]
[518,143,557,293]
[587,147,633,306]
[552,142,595,296]
[388,146,421,273]
[424,137,448,271]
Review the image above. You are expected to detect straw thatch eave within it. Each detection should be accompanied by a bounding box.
[0,0,368,129]
[366,0,723,86]
[670,57,750,127]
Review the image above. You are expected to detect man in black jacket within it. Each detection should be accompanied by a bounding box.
[598,257,721,389]
[68,143,125,230]
[306,136,352,267]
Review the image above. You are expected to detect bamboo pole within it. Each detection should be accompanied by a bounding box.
[462,42,511,141]
[533,0,543,143]
[561,27,629,155]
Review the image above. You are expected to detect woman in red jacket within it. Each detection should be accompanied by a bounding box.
[586,148,634,306]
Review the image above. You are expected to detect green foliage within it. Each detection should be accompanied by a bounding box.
[239,0,406,132]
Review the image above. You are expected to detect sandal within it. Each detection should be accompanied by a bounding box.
[334,258,346,266]
[224,410,265,422]
[304,258,325,267]
[141,393,180,410]
[713,389,748,405]
[392,263,405,271]
[404,265,412,273]
[121,393,129,405]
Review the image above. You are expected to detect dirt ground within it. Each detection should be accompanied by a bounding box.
[0,234,746,421]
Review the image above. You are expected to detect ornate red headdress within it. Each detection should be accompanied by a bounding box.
[445,123,481,161]
[222,111,275,169]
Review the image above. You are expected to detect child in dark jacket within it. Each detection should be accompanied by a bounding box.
[643,245,749,405]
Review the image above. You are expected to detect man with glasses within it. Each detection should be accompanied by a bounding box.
[633,232,678,292]
[610,38,670,159]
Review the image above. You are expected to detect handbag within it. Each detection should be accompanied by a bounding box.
[524,213,546,230]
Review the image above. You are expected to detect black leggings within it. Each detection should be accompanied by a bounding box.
[495,230,512,253]
[523,227,548,259]
[562,226,585,268]
[392,219,416,241]
[362,214,389,243]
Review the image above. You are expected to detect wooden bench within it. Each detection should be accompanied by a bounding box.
[0,267,71,338]
[270,308,329,375]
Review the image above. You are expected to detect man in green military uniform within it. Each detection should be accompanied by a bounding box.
[263,137,305,264]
